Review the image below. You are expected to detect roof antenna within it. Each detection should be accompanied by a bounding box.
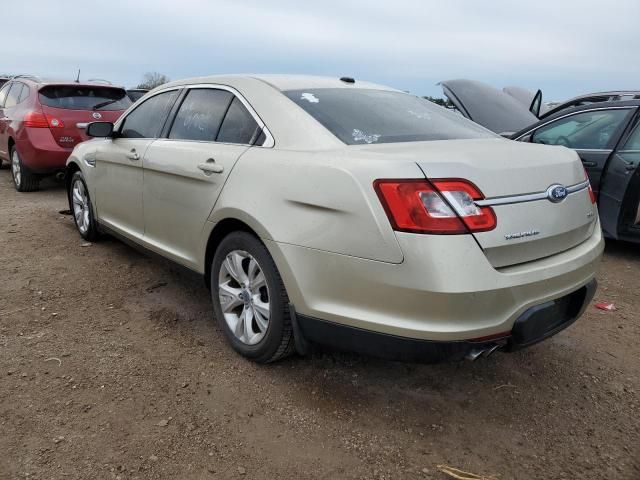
[75,69,80,83]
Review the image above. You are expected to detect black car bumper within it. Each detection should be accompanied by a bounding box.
[293,279,597,363]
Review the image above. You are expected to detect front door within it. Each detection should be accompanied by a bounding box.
[142,88,262,269]
[599,117,640,239]
[94,89,180,239]
[529,107,635,194]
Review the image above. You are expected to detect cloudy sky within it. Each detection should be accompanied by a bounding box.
[2,0,638,101]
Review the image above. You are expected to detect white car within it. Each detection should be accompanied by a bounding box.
[66,75,603,363]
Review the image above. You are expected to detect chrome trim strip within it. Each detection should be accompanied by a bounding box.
[181,83,275,148]
[565,180,590,194]
[76,122,88,129]
[475,180,589,207]
[114,83,275,148]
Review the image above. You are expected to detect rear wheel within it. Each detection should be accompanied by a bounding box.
[11,147,39,192]
[211,231,294,363]
[69,171,99,241]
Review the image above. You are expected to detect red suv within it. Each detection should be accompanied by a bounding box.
[0,76,131,191]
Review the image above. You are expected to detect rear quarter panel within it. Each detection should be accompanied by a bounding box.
[208,148,425,264]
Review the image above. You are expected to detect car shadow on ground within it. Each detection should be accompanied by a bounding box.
[604,238,639,259]
[0,170,66,192]
[128,231,587,401]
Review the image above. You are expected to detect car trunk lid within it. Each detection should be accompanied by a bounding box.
[354,138,597,268]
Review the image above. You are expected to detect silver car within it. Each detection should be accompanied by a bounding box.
[66,75,603,363]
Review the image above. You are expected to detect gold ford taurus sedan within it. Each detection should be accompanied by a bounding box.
[66,75,603,363]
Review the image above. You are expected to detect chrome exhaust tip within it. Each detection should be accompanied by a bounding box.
[55,172,66,182]
[465,343,502,361]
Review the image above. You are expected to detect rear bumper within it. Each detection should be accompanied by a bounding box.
[16,129,72,173]
[265,219,603,343]
[295,279,597,362]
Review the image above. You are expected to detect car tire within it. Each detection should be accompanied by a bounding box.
[211,231,295,363]
[10,147,39,192]
[69,171,99,241]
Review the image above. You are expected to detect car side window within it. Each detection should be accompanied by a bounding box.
[17,83,30,103]
[621,122,640,151]
[169,89,233,142]
[4,83,23,108]
[0,83,10,107]
[217,97,261,145]
[119,90,179,139]
[532,109,631,150]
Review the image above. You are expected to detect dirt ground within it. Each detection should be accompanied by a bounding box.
[0,172,638,480]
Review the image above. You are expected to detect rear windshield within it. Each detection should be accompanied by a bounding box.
[39,85,131,111]
[283,88,495,145]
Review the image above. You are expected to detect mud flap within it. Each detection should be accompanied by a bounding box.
[289,303,310,356]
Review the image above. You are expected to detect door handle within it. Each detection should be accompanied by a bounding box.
[126,149,140,161]
[197,159,224,174]
[581,160,597,167]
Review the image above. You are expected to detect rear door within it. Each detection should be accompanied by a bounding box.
[0,82,31,161]
[527,107,635,194]
[38,84,131,150]
[0,82,14,159]
[94,89,180,239]
[142,87,263,267]
[598,116,640,239]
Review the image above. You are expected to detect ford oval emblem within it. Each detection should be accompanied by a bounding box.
[547,184,568,203]
[92,112,102,119]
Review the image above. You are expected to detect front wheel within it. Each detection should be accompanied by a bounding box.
[69,171,99,241]
[211,231,294,363]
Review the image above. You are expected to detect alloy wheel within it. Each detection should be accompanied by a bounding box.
[218,250,270,345]
[11,150,21,187]
[71,179,90,234]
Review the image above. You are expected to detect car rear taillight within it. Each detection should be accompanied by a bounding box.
[23,111,65,128]
[23,111,49,128]
[374,178,497,234]
[584,168,596,204]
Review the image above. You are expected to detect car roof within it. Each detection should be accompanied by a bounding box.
[512,99,640,138]
[541,90,640,118]
[563,90,640,99]
[160,74,398,92]
[9,75,124,89]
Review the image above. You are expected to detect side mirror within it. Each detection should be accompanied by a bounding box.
[86,121,114,138]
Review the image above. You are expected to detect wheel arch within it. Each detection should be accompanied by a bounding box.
[204,218,262,290]
[65,161,82,210]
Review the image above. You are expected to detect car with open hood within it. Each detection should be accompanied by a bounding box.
[440,79,640,244]
[439,79,539,135]
[64,74,603,363]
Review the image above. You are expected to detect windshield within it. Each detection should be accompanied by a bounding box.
[284,88,495,145]
[38,85,131,111]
